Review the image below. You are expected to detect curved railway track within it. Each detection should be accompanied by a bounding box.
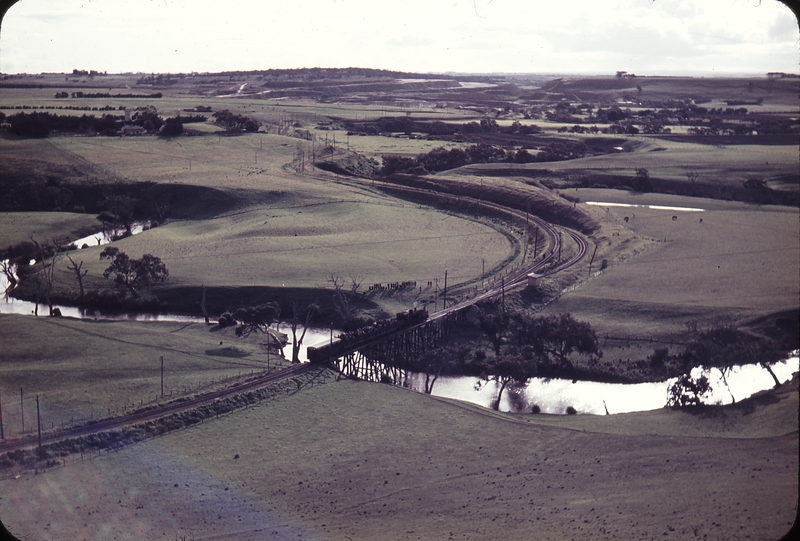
[0,363,318,454]
[1,172,590,456]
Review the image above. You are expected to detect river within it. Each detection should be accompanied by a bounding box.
[2,225,796,415]
[405,359,798,414]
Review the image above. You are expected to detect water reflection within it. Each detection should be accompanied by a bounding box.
[406,358,799,414]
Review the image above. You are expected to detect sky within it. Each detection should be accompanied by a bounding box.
[0,0,797,76]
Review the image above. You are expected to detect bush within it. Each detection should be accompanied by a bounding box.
[218,312,235,328]
[531,404,541,414]
[649,347,669,368]
[566,406,577,415]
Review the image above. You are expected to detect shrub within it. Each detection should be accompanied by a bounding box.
[218,312,235,328]
[566,406,577,415]
[531,404,541,414]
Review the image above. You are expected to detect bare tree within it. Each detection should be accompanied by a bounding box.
[329,274,363,325]
[65,253,88,305]
[289,299,319,364]
[200,284,209,324]
[30,238,67,316]
[686,168,700,193]
[0,259,17,295]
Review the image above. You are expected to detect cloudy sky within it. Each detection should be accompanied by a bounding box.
[0,0,797,75]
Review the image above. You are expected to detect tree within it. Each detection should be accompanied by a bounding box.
[100,194,136,236]
[666,372,712,407]
[632,167,653,193]
[476,355,533,411]
[289,299,319,364]
[160,118,183,137]
[680,325,788,395]
[29,238,67,316]
[99,247,168,299]
[415,344,471,394]
[510,312,600,372]
[329,274,363,328]
[685,168,700,193]
[65,253,88,305]
[232,302,284,360]
[476,300,509,356]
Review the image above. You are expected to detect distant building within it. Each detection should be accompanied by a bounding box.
[120,125,145,136]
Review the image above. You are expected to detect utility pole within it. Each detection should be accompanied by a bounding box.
[502,277,505,313]
[160,356,164,398]
[587,244,598,277]
[557,234,562,263]
[443,271,448,310]
[20,388,24,434]
[0,389,4,439]
[36,394,42,459]
[482,259,485,288]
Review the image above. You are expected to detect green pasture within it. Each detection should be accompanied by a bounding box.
[0,313,285,439]
[2,375,795,540]
[546,76,798,107]
[0,212,99,250]
[540,192,799,340]
[457,135,798,188]
[2,134,518,313]
[52,198,513,292]
[0,79,476,125]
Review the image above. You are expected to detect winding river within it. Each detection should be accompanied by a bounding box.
[2,225,796,415]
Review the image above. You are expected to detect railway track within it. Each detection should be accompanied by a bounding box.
[1,174,589,455]
[0,363,317,454]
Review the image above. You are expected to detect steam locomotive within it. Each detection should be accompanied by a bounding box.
[307,308,429,364]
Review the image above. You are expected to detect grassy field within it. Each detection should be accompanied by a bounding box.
[1,71,798,541]
[1,374,795,540]
[457,136,798,191]
[1,134,518,316]
[0,313,290,438]
[538,191,799,339]
[0,212,100,250]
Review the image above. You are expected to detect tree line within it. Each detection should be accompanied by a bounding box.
[379,140,587,176]
[56,91,163,99]
[0,110,196,138]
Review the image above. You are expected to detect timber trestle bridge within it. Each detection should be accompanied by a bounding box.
[307,214,589,382]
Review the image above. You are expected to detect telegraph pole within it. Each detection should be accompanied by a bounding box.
[160,356,164,398]
[0,389,5,439]
[36,394,42,459]
[443,271,448,310]
[20,388,24,434]
[558,231,562,263]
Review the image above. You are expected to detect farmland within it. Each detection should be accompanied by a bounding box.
[0,69,798,540]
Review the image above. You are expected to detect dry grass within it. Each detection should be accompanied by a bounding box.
[540,192,799,340]
[0,212,99,249]
[0,375,795,540]
[0,313,288,437]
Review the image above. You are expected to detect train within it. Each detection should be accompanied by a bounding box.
[307,308,429,364]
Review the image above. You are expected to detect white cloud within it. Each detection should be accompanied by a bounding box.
[0,0,796,74]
